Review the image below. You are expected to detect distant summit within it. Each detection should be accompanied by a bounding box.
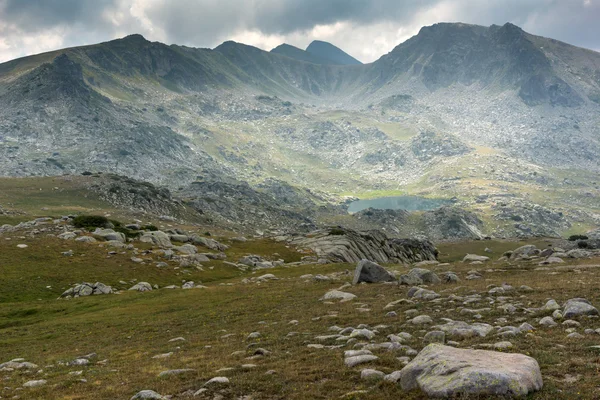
[306,40,362,65]
[270,40,362,65]
[270,43,331,65]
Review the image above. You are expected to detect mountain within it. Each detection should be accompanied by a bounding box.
[0,23,599,238]
[270,43,332,65]
[306,40,363,65]
[364,23,586,106]
[270,41,362,66]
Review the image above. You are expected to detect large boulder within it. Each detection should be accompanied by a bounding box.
[408,287,440,301]
[400,268,441,285]
[462,254,489,263]
[566,249,591,259]
[129,282,153,292]
[563,298,599,318]
[510,245,539,260]
[190,235,229,251]
[139,231,172,248]
[432,320,493,339]
[58,231,77,240]
[93,228,125,242]
[399,344,543,397]
[352,260,395,284]
[130,390,166,400]
[320,290,356,302]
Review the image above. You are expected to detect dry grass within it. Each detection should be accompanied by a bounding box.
[1,232,600,399]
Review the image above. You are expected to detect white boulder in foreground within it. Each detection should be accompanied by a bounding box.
[399,344,543,397]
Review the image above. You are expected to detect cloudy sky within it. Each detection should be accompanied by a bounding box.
[0,0,599,64]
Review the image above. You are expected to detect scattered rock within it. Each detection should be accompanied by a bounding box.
[129,282,152,292]
[60,282,113,298]
[463,254,490,263]
[158,369,195,378]
[410,315,433,325]
[345,354,379,367]
[563,298,599,318]
[320,290,357,302]
[204,376,230,386]
[510,245,539,260]
[93,228,126,242]
[539,317,557,327]
[423,331,445,344]
[361,369,385,380]
[400,268,441,285]
[23,380,47,388]
[130,390,166,400]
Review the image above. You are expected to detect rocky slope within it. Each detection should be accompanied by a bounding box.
[0,22,599,238]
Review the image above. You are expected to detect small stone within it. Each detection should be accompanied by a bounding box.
[350,328,375,340]
[423,331,445,344]
[410,315,433,325]
[152,353,173,359]
[542,299,560,312]
[345,354,379,367]
[23,380,47,388]
[204,377,230,386]
[539,317,557,327]
[361,369,385,380]
[69,358,90,366]
[320,290,357,302]
[130,390,166,400]
[158,368,195,378]
[567,332,585,339]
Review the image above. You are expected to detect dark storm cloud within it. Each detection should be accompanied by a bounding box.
[141,0,438,44]
[0,0,118,31]
[0,0,599,63]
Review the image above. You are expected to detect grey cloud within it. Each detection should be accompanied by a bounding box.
[142,0,438,45]
[0,0,118,31]
[441,0,600,51]
[0,0,599,63]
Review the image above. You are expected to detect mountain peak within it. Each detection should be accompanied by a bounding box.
[117,34,149,45]
[270,43,332,65]
[305,40,362,65]
[124,33,147,41]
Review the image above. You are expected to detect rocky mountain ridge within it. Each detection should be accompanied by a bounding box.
[0,22,599,238]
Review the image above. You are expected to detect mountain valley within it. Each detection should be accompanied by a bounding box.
[2,18,600,400]
[1,22,599,239]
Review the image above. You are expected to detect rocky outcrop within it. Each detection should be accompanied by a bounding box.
[60,282,113,298]
[290,227,437,264]
[421,206,485,241]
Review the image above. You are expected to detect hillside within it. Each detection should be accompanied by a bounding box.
[1,184,600,398]
[0,23,599,238]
